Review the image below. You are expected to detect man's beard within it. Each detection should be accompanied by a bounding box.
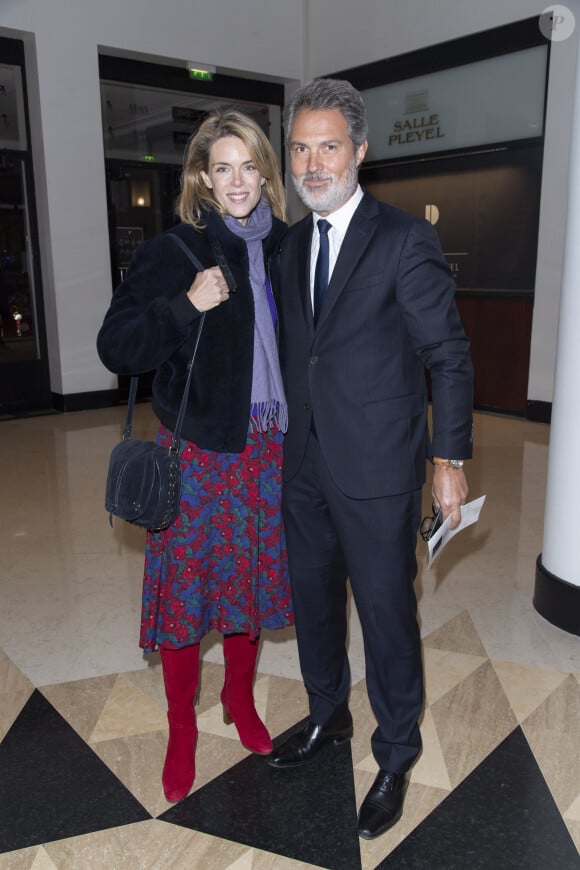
[292,157,358,213]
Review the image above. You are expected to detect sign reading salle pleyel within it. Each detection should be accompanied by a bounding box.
[363,45,547,162]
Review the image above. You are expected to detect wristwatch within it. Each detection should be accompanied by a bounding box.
[433,457,464,469]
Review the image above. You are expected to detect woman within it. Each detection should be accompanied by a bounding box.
[97,108,292,803]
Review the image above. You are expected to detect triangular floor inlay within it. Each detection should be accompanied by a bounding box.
[423,647,486,705]
[410,708,452,791]
[31,846,59,869]
[0,690,151,854]
[0,646,34,743]
[491,660,567,724]
[90,674,166,742]
[565,794,580,822]
[376,727,580,869]
[430,661,517,788]
[159,718,362,870]
[423,610,488,657]
[225,848,255,869]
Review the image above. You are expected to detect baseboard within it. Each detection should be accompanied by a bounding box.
[51,390,121,412]
[526,401,552,423]
[533,554,580,636]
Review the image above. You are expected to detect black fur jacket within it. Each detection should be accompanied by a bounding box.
[97,208,287,453]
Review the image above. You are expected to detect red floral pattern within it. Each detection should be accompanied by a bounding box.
[140,424,293,651]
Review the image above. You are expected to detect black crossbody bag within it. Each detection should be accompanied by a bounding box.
[104,233,217,531]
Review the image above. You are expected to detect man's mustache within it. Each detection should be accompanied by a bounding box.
[299,173,333,183]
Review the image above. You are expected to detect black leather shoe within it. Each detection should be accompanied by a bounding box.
[357,770,406,839]
[268,711,353,769]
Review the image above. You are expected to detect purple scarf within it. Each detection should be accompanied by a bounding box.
[224,200,288,434]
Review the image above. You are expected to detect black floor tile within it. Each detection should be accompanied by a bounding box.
[160,718,362,870]
[376,727,580,870]
[0,690,151,854]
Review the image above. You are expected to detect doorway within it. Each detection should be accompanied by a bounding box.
[99,57,284,398]
[0,38,51,415]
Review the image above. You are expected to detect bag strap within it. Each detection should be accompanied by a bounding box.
[168,308,205,452]
[121,375,140,440]
[211,238,237,294]
[122,232,210,445]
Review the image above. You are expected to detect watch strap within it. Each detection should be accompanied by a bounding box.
[433,457,464,469]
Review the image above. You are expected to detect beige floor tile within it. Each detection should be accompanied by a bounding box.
[192,731,253,791]
[225,852,255,870]
[491,660,568,723]
[261,673,309,741]
[423,610,488,657]
[430,660,517,788]
[522,675,580,816]
[196,659,227,713]
[0,647,34,741]
[354,751,378,774]
[0,846,53,870]
[29,849,59,870]
[89,674,166,742]
[0,647,33,695]
[90,729,171,818]
[411,708,452,791]
[353,706,452,791]
[121,657,166,709]
[565,793,580,821]
[40,675,117,743]
[349,680,377,768]
[226,849,326,869]
[43,819,249,870]
[423,646,487,705]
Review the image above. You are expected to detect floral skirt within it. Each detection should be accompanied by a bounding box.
[139,423,293,651]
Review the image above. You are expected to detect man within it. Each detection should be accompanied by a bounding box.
[269,78,473,840]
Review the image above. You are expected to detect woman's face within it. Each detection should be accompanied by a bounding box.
[201,136,265,225]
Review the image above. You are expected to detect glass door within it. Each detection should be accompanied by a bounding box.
[100,68,283,398]
[0,156,40,357]
[0,39,51,415]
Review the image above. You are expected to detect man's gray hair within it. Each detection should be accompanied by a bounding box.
[283,78,368,148]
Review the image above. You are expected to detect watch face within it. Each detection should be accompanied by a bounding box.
[450,460,464,469]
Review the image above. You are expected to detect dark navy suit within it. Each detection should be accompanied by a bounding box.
[276,191,473,772]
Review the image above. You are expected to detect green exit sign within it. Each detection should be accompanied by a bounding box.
[188,69,213,81]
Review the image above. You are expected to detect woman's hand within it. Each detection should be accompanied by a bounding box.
[187,267,230,312]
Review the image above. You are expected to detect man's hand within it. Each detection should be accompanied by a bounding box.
[432,466,468,530]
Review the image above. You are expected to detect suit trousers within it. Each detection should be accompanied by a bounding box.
[282,431,423,773]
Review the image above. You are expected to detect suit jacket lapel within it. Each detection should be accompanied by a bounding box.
[295,217,315,332]
[315,193,378,332]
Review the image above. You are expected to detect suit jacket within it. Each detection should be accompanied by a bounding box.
[276,191,473,499]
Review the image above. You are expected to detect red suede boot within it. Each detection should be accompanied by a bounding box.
[221,633,273,755]
[159,643,200,802]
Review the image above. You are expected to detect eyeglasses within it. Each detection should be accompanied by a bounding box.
[420,504,442,542]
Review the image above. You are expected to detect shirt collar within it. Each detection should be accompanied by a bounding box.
[313,185,364,236]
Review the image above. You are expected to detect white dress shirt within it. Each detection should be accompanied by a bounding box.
[309,185,364,310]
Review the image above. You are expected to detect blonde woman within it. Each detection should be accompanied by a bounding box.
[97,108,292,802]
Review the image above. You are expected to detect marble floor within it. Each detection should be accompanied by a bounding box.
[0,405,578,869]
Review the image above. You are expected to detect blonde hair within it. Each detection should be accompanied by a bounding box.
[177,107,287,228]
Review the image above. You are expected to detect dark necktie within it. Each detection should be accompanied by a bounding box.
[313,219,331,325]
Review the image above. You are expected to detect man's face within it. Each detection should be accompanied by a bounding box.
[289,108,367,215]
